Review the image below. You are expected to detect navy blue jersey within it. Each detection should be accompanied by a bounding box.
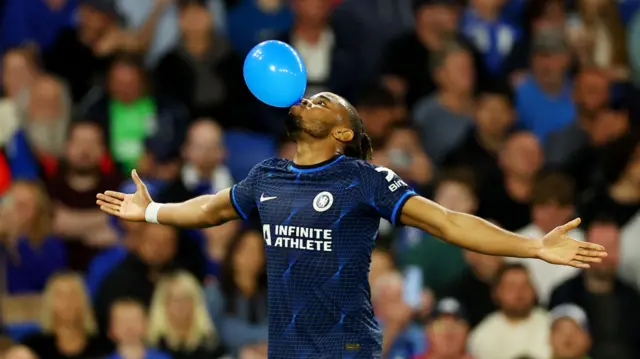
[230,155,416,359]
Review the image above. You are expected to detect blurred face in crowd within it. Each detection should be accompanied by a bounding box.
[589,108,628,146]
[532,51,569,90]
[51,277,86,326]
[580,0,607,16]
[551,318,591,359]
[471,0,506,15]
[427,316,469,357]
[179,4,212,37]
[534,0,566,29]
[110,303,147,345]
[3,346,38,359]
[44,0,67,10]
[574,71,610,119]
[415,4,459,41]
[2,50,37,98]
[77,5,113,45]
[164,278,196,330]
[372,274,406,320]
[7,182,40,233]
[107,62,145,103]
[138,225,178,267]
[437,51,474,95]
[495,268,536,319]
[233,231,265,277]
[292,0,332,27]
[369,249,395,288]
[357,105,397,144]
[183,120,225,174]
[65,123,105,175]
[435,180,477,214]
[25,76,69,155]
[475,94,514,138]
[532,202,574,233]
[499,133,542,179]
[586,222,620,278]
[464,250,502,281]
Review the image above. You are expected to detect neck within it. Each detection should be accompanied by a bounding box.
[537,77,565,96]
[293,138,338,166]
[184,34,211,57]
[474,6,499,21]
[66,171,99,192]
[293,23,325,44]
[585,271,614,293]
[440,92,473,114]
[476,130,505,153]
[609,180,640,203]
[504,174,533,202]
[234,273,257,295]
[118,343,146,359]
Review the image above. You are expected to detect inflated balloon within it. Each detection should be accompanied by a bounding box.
[243,40,307,108]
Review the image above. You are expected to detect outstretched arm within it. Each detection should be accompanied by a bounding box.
[399,196,607,268]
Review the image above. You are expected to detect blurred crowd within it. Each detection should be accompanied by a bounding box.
[1,0,640,358]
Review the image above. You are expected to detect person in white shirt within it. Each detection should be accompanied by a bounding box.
[507,172,584,305]
[469,263,551,359]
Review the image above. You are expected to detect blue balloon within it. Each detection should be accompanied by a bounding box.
[243,40,307,108]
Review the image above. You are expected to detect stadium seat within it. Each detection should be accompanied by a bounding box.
[224,131,277,181]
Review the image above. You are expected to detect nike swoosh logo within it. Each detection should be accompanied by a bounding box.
[260,193,277,202]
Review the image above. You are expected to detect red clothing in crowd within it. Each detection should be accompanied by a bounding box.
[0,151,10,195]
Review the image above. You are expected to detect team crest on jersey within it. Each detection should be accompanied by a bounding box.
[313,191,334,212]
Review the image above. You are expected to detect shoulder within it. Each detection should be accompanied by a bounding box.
[413,95,441,118]
[249,157,291,174]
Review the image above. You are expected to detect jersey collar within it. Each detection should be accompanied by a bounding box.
[289,154,345,173]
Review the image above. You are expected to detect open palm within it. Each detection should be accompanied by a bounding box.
[538,218,607,268]
[96,170,152,222]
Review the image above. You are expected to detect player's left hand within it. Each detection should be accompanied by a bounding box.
[538,218,608,268]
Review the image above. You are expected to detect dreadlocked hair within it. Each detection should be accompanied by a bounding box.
[341,100,373,161]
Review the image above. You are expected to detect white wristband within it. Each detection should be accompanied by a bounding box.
[144,202,163,224]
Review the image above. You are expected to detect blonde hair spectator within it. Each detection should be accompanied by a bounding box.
[40,272,97,335]
[148,271,217,352]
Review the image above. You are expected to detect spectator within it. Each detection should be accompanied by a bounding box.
[443,249,500,328]
[415,297,473,359]
[460,0,523,79]
[549,216,640,359]
[1,180,66,294]
[280,0,359,99]
[401,169,476,297]
[3,345,38,359]
[0,47,39,148]
[7,75,72,180]
[226,0,293,56]
[0,337,15,357]
[515,27,575,143]
[579,135,640,227]
[549,304,591,359]
[0,0,77,53]
[477,132,541,230]
[372,123,433,191]
[154,1,253,129]
[47,121,121,271]
[381,0,486,109]
[568,0,628,81]
[205,230,267,354]
[371,272,425,359]
[469,263,550,359]
[43,0,137,103]
[21,272,110,359]
[105,299,171,359]
[85,53,189,173]
[442,82,515,187]
[369,248,396,289]
[148,271,227,359]
[507,172,584,305]
[94,224,181,332]
[353,84,404,149]
[545,69,621,193]
[412,41,475,164]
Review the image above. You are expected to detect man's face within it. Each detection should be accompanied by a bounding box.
[110,304,146,345]
[288,92,350,139]
[183,121,225,172]
[292,0,332,27]
[416,5,459,39]
[137,225,177,267]
[438,51,474,94]
[499,133,543,179]
[77,5,112,44]
[574,71,610,118]
[427,316,469,356]
[532,52,568,88]
[107,63,144,103]
[586,223,620,277]
[551,318,591,358]
[495,269,536,318]
[66,124,104,174]
[475,94,514,137]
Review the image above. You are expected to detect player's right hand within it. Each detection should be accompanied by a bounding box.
[96,169,152,222]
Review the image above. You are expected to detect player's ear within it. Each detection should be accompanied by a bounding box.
[333,127,354,143]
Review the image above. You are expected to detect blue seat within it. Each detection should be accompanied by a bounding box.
[224,131,277,180]
[5,322,40,341]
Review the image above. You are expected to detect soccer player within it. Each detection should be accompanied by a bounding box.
[96,92,606,359]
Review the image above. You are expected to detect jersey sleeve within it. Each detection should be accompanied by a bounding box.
[360,164,417,226]
[229,165,261,220]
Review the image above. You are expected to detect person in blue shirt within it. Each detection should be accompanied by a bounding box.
[98,91,606,359]
[105,298,172,359]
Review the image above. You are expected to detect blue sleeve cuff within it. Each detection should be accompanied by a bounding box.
[230,184,248,220]
[391,191,417,226]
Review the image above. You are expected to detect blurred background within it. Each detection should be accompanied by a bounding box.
[0,0,640,358]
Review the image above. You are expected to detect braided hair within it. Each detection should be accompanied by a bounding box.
[341,101,373,161]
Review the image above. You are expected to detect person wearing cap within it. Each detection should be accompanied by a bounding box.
[549,304,591,359]
[380,0,487,109]
[514,26,575,144]
[414,297,473,359]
